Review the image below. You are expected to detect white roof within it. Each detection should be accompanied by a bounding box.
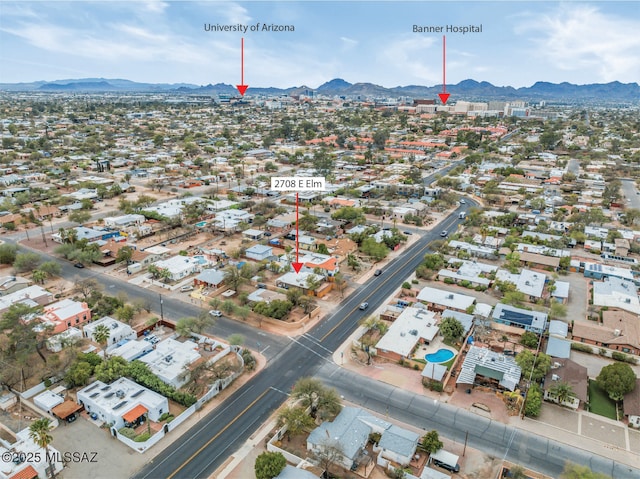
[138,338,201,386]
[109,339,153,361]
[0,285,52,311]
[375,307,439,358]
[592,277,640,314]
[144,245,172,255]
[416,287,475,310]
[553,281,570,299]
[277,271,323,289]
[77,377,167,416]
[154,255,200,274]
[43,298,86,320]
[83,316,132,336]
[33,390,64,410]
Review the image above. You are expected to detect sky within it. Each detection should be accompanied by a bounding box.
[1,1,639,88]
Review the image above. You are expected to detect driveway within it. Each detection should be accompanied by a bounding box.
[51,415,151,479]
[570,351,640,378]
[563,272,589,322]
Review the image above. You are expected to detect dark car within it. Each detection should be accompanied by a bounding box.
[74,262,85,268]
[264,232,272,237]
[403,230,413,235]
[374,269,382,276]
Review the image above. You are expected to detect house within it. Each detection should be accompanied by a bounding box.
[46,327,83,352]
[295,252,339,277]
[194,269,226,289]
[0,428,63,479]
[495,268,546,300]
[492,303,548,334]
[104,214,145,229]
[276,272,324,292]
[33,390,64,414]
[456,345,522,391]
[571,310,640,355]
[551,281,570,303]
[77,377,169,430]
[0,285,54,314]
[592,277,640,315]
[152,256,201,282]
[245,244,273,261]
[108,339,153,362]
[543,359,588,410]
[447,240,497,259]
[374,307,439,361]
[138,338,201,388]
[623,379,640,428]
[0,275,31,296]
[546,320,571,358]
[416,287,475,313]
[242,229,264,241]
[583,262,635,283]
[83,316,136,347]
[307,407,419,470]
[517,251,560,270]
[437,259,495,287]
[39,299,91,334]
[275,465,318,479]
[615,238,630,257]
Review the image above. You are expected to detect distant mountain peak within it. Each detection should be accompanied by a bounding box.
[317,78,352,91]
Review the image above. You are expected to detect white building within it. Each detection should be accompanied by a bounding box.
[375,307,439,359]
[46,327,83,352]
[138,338,201,388]
[496,268,546,300]
[152,255,201,281]
[83,316,136,347]
[104,214,145,229]
[592,277,640,315]
[77,377,169,429]
[416,286,476,312]
[0,428,63,479]
[108,339,153,362]
[33,390,64,414]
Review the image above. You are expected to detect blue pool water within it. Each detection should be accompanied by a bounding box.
[193,255,207,265]
[425,349,455,363]
[195,221,207,227]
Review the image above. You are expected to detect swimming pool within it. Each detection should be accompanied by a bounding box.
[425,349,455,364]
[195,221,208,228]
[193,255,207,265]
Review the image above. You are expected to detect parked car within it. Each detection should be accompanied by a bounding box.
[359,302,369,310]
[209,310,222,317]
[74,262,85,268]
[180,285,194,292]
[374,269,382,276]
[440,230,448,237]
[459,199,466,204]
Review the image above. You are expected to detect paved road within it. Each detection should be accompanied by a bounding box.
[315,364,640,479]
[131,204,473,479]
[620,178,640,210]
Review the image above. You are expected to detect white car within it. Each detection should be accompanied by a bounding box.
[209,310,222,317]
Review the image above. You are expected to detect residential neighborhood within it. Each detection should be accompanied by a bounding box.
[0,50,639,479]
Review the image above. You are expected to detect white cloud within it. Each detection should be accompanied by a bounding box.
[340,36,358,47]
[142,1,169,14]
[223,3,252,24]
[378,35,439,85]
[516,5,640,82]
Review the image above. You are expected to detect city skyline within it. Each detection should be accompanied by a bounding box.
[1,1,639,89]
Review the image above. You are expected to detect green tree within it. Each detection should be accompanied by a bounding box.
[31,270,47,285]
[560,463,613,479]
[331,206,365,224]
[65,360,94,387]
[596,362,636,402]
[549,302,567,319]
[223,265,246,290]
[439,317,465,342]
[360,237,389,261]
[68,209,92,225]
[524,383,543,417]
[317,243,330,255]
[291,377,341,420]
[516,350,552,382]
[519,331,539,349]
[29,418,57,479]
[254,451,287,479]
[0,243,18,264]
[548,382,576,405]
[115,304,136,323]
[13,252,41,273]
[94,356,129,383]
[92,324,111,352]
[277,406,315,440]
[39,261,62,277]
[116,246,134,264]
[311,149,334,177]
[419,430,443,454]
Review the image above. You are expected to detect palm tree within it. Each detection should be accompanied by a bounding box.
[92,324,111,355]
[32,270,47,285]
[291,377,342,419]
[548,382,576,406]
[29,418,57,479]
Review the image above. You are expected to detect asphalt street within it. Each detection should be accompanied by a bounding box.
[316,363,640,479]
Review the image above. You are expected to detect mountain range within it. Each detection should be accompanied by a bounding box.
[1,77,638,102]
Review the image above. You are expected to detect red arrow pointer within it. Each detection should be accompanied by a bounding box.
[292,192,303,273]
[438,35,450,105]
[236,37,248,96]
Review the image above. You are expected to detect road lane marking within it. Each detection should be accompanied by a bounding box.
[166,388,271,479]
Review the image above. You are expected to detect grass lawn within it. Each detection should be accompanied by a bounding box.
[588,380,617,420]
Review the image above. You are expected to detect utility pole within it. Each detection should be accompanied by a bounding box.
[159,293,164,322]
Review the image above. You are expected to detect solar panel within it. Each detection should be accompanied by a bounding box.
[90,392,99,398]
[104,392,114,399]
[84,384,99,393]
[113,401,128,410]
[131,389,145,398]
[101,385,111,391]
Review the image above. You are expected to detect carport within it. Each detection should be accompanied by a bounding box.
[52,400,84,422]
